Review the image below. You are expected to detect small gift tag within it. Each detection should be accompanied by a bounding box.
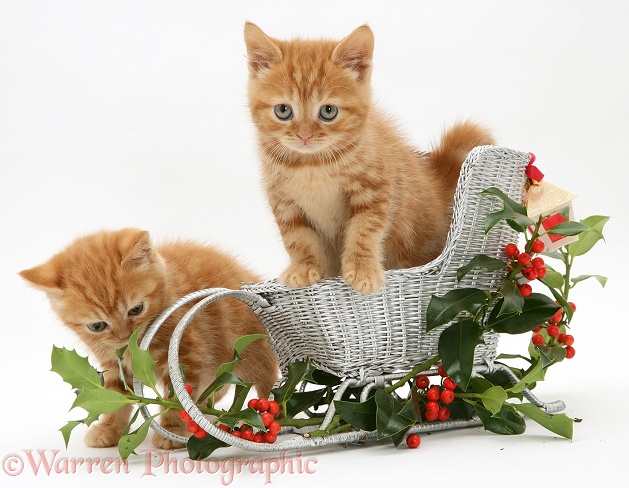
[524,154,578,251]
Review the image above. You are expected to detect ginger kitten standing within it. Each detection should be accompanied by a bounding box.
[20,228,278,449]
[244,23,495,293]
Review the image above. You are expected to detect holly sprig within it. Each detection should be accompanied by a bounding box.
[50,187,608,457]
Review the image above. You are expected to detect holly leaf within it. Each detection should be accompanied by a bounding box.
[59,421,83,448]
[271,360,310,404]
[187,435,228,460]
[375,389,415,440]
[285,389,327,418]
[482,187,534,233]
[128,328,159,398]
[508,360,545,394]
[568,215,609,257]
[197,372,247,404]
[229,383,253,413]
[473,402,526,435]
[426,288,489,331]
[479,386,508,415]
[511,402,573,440]
[537,345,567,368]
[71,388,137,415]
[438,318,485,390]
[488,293,560,334]
[571,274,607,288]
[545,221,590,237]
[51,346,103,390]
[334,396,377,432]
[497,280,524,316]
[456,255,507,282]
[217,407,265,431]
[540,264,565,289]
[118,413,161,460]
[216,334,268,378]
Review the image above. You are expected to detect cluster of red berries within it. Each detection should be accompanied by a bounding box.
[415,365,457,423]
[178,386,282,443]
[531,301,577,359]
[504,239,547,297]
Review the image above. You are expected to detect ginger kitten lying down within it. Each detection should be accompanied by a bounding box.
[244,23,495,294]
[20,228,278,449]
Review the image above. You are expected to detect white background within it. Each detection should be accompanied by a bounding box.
[1,1,628,486]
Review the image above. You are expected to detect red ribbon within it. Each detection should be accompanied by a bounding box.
[526,152,544,184]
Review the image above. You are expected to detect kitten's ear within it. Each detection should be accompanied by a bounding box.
[19,261,63,298]
[332,25,374,82]
[119,229,155,270]
[244,22,282,76]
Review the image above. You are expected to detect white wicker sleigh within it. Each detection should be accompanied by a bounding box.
[135,146,565,451]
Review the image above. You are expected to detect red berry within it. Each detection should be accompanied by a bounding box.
[519,283,532,297]
[426,386,440,402]
[531,239,545,253]
[415,375,430,389]
[247,398,259,410]
[261,412,274,427]
[241,429,254,441]
[531,257,545,269]
[232,431,242,438]
[522,266,538,281]
[557,333,567,342]
[218,423,231,432]
[532,333,544,346]
[179,409,192,423]
[437,364,448,377]
[518,253,531,266]
[187,421,200,434]
[406,433,421,448]
[547,324,560,337]
[425,410,439,422]
[425,401,440,415]
[253,433,264,443]
[256,398,270,413]
[263,431,277,444]
[536,267,547,279]
[440,389,455,404]
[565,346,576,359]
[569,302,577,312]
[505,243,520,259]
[550,309,563,324]
[562,334,574,346]
[532,326,542,333]
[269,421,281,435]
[443,377,457,391]
[193,428,208,439]
[438,407,451,421]
[184,383,193,394]
[267,400,280,416]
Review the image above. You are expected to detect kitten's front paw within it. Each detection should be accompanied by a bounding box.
[343,260,386,294]
[151,418,189,450]
[280,262,323,288]
[85,423,124,448]
[151,432,187,450]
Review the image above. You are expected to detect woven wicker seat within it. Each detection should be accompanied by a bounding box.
[136,146,558,451]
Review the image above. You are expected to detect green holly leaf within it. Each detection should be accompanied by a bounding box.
[540,264,565,289]
[482,187,534,233]
[473,402,526,435]
[537,345,567,368]
[217,407,265,431]
[197,372,248,404]
[271,360,310,404]
[51,346,103,390]
[128,328,159,398]
[215,334,268,378]
[426,288,489,332]
[456,255,507,282]
[438,318,485,390]
[59,421,83,448]
[187,435,228,460]
[375,389,415,440]
[497,280,525,316]
[508,360,545,394]
[488,293,560,334]
[285,389,327,418]
[118,413,161,460]
[229,383,253,413]
[545,221,591,237]
[71,388,137,415]
[571,274,607,288]
[568,215,609,257]
[334,396,377,432]
[511,402,573,440]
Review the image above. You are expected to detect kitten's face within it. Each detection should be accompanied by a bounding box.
[20,229,167,354]
[244,23,374,161]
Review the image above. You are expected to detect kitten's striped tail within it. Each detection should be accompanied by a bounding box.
[429,120,496,193]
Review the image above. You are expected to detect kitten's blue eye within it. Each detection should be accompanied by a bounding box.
[88,322,109,332]
[274,104,293,120]
[319,105,338,121]
[128,303,144,316]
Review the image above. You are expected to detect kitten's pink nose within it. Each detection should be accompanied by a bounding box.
[298,133,312,145]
